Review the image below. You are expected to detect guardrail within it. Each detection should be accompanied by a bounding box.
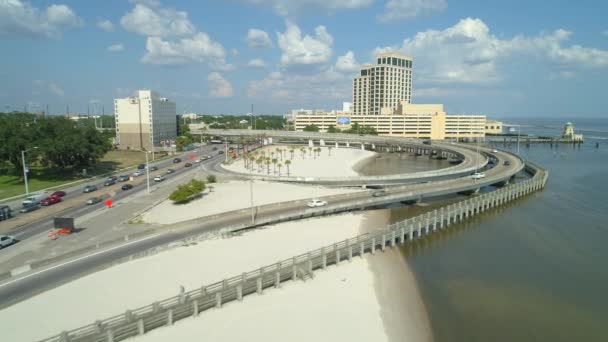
[39,161,548,342]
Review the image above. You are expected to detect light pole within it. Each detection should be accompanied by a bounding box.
[21,146,38,195]
[145,150,151,194]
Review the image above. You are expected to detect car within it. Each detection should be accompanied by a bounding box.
[166,168,175,174]
[107,176,118,182]
[19,204,40,213]
[0,205,13,221]
[121,184,134,190]
[503,160,511,166]
[118,175,130,182]
[471,172,486,179]
[173,158,182,163]
[104,179,116,186]
[154,175,165,182]
[41,195,62,206]
[0,235,18,249]
[22,194,46,207]
[212,147,218,151]
[86,197,102,205]
[184,162,192,167]
[83,185,98,193]
[150,166,158,171]
[51,190,66,197]
[492,149,498,153]
[372,190,388,197]
[194,159,201,163]
[307,199,328,208]
[137,164,146,170]
[218,151,224,155]
[133,170,143,177]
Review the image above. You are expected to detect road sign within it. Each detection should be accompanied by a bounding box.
[105,199,113,208]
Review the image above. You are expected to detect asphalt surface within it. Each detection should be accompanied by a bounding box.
[0,146,523,309]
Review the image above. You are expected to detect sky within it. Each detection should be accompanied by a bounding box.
[1,0,607,118]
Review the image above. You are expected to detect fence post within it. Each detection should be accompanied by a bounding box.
[425,213,430,233]
[292,257,297,280]
[360,239,365,257]
[348,245,353,261]
[307,252,314,276]
[106,329,114,342]
[237,284,243,301]
[381,234,386,251]
[60,331,70,342]
[371,237,376,254]
[125,310,134,323]
[321,248,327,269]
[400,227,406,243]
[257,276,263,294]
[167,309,173,326]
[336,248,341,264]
[137,319,144,335]
[418,218,423,236]
[391,230,396,246]
[439,208,444,229]
[215,292,222,308]
[179,285,186,304]
[193,300,199,317]
[408,221,414,240]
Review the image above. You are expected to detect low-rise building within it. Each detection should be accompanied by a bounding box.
[485,120,503,134]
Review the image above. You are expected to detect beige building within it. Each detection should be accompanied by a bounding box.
[293,103,486,140]
[114,90,177,150]
[485,120,503,134]
[353,52,413,116]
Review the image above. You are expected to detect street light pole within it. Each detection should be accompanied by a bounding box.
[145,151,150,195]
[21,147,38,195]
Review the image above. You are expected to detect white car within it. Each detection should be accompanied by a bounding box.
[194,159,201,163]
[492,149,498,153]
[307,199,328,208]
[471,172,486,179]
[133,170,143,177]
[153,175,165,182]
[0,235,17,249]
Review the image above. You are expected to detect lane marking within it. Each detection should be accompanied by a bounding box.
[0,233,164,288]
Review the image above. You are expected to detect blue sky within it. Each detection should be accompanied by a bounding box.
[1,0,607,118]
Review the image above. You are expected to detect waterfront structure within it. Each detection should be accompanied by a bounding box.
[485,120,503,134]
[353,52,413,116]
[114,90,177,150]
[561,122,583,141]
[293,103,486,140]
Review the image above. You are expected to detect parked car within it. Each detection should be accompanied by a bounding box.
[133,170,143,177]
[471,172,486,179]
[104,179,116,186]
[121,184,134,191]
[154,175,165,182]
[21,194,46,207]
[83,185,98,193]
[41,195,62,206]
[503,160,511,166]
[51,190,66,197]
[212,147,218,151]
[86,197,102,205]
[184,162,192,167]
[150,166,158,171]
[137,164,146,170]
[372,190,388,197]
[19,204,40,213]
[307,199,328,208]
[0,235,18,249]
[118,175,129,182]
[166,168,175,174]
[0,206,13,221]
[173,158,182,163]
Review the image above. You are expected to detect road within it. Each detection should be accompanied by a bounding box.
[0,146,523,309]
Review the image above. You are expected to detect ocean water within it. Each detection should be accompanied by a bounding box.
[394,118,608,341]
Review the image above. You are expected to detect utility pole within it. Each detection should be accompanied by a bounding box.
[145,151,150,194]
[21,150,29,195]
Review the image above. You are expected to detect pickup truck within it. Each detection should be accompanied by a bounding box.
[22,194,46,207]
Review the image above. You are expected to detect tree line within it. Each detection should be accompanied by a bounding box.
[303,123,378,135]
[0,113,113,175]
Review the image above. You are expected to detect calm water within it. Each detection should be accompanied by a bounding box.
[357,152,451,176]
[388,119,608,342]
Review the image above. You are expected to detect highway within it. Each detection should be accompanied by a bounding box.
[0,145,523,309]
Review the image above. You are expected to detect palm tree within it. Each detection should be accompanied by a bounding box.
[327,146,333,156]
[308,146,312,157]
[285,159,291,176]
[272,158,278,174]
[277,163,282,176]
[265,159,271,175]
[289,147,295,160]
[300,147,306,159]
[257,157,264,172]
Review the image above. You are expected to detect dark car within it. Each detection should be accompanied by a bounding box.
[121,184,134,191]
[0,205,13,221]
[184,162,192,167]
[212,147,218,151]
[150,166,158,171]
[138,164,146,170]
[86,197,102,205]
[51,190,66,197]
[41,195,62,206]
[166,168,175,174]
[218,151,224,155]
[19,204,40,213]
[104,179,116,187]
[503,160,511,166]
[173,158,182,163]
[372,190,388,197]
[118,175,129,182]
[83,185,97,193]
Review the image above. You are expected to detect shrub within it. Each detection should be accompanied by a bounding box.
[169,179,206,204]
[206,175,217,183]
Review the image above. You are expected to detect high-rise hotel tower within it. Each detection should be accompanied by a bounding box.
[352,52,413,116]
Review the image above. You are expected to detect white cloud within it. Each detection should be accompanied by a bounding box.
[33,80,65,96]
[97,19,114,31]
[239,0,373,16]
[378,0,447,22]
[48,83,64,96]
[120,3,195,38]
[141,33,227,67]
[335,51,359,72]
[277,21,333,66]
[246,28,273,49]
[248,58,267,68]
[231,48,239,56]
[207,72,233,98]
[107,43,124,52]
[0,0,82,39]
[376,18,608,85]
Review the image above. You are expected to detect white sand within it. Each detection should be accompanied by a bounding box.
[0,214,388,342]
[223,145,377,178]
[143,181,359,224]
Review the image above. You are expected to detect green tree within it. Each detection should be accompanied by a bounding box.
[303,124,320,132]
[327,125,340,133]
[206,175,217,183]
[285,160,291,176]
[277,163,282,176]
[272,158,278,174]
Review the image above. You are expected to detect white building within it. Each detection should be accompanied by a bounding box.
[181,113,199,120]
[352,52,413,116]
[114,90,177,150]
[342,102,352,113]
